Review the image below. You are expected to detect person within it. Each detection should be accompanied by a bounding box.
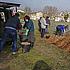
[55,25,68,36]
[0,15,4,38]
[46,16,50,25]
[65,25,69,32]
[0,13,21,54]
[45,16,50,33]
[40,16,48,38]
[38,17,42,33]
[22,15,35,53]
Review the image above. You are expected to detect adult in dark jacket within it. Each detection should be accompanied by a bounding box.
[38,17,42,33]
[45,16,50,33]
[23,15,35,53]
[0,13,21,54]
[0,15,4,38]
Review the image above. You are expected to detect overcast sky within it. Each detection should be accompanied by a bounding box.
[0,0,70,11]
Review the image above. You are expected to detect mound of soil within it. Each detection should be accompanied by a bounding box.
[46,32,70,52]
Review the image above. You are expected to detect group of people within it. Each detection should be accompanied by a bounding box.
[38,16,50,38]
[0,12,69,54]
[38,16,69,37]
[0,13,34,54]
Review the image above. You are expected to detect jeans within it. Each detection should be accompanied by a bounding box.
[0,28,17,52]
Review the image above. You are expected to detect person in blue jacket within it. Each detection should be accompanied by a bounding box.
[0,13,21,54]
[23,15,35,53]
[56,25,65,35]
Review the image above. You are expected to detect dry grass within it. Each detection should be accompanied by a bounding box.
[0,21,70,70]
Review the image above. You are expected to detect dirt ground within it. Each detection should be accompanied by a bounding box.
[0,21,70,70]
[46,31,70,52]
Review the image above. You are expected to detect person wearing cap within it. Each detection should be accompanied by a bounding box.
[0,13,21,54]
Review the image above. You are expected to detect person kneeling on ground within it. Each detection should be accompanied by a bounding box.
[21,15,35,53]
[55,25,69,36]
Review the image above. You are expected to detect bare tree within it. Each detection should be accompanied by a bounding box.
[43,6,58,17]
[24,6,32,14]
